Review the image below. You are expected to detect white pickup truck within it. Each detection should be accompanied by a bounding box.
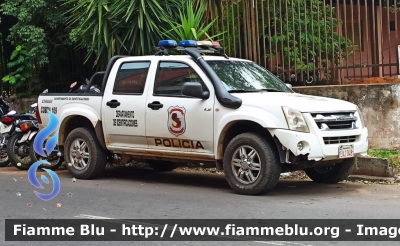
[36,40,368,195]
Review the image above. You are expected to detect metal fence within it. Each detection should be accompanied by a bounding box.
[209,0,400,85]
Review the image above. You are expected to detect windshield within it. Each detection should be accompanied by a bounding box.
[206,60,292,93]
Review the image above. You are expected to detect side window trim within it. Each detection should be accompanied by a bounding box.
[113,60,151,95]
[153,60,209,98]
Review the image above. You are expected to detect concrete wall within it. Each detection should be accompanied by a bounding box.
[294,83,400,150]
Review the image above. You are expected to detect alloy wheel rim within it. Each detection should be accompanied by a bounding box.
[69,138,90,170]
[231,145,261,184]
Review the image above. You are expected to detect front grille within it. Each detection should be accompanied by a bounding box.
[323,136,357,145]
[311,111,358,130]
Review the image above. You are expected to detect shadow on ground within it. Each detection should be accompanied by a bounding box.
[37,165,366,197]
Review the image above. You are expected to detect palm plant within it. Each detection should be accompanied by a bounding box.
[162,0,225,42]
[64,0,181,67]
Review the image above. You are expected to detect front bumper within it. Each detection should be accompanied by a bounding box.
[269,127,368,161]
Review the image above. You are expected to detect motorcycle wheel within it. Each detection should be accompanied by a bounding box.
[0,137,10,167]
[29,138,64,171]
[6,132,33,170]
[303,72,318,86]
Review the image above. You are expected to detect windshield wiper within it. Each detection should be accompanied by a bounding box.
[256,88,286,92]
[227,89,257,93]
[228,89,286,93]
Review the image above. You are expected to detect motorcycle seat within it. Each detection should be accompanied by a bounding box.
[4,114,37,121]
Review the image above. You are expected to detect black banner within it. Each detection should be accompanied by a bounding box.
[4,219,400,241]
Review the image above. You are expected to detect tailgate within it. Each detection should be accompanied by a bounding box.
[38,94,103,131]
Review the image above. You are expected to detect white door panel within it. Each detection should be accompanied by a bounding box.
[102,60,151,149]
[145,60,215,155]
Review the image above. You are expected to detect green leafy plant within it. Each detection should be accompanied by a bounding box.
[2,45,37,97]
[263,0,352,70]
[162,0,225,42]
[0,0,71,97]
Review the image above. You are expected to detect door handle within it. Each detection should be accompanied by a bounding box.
[147,101,163,110]
[106,99,120,108]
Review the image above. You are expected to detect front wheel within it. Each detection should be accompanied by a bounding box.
[65,127,107,179]
[223,133,281,195]
[304,158,355,183]
[7,132,33,170]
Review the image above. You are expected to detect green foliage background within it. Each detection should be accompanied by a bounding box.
[0,0,353,97]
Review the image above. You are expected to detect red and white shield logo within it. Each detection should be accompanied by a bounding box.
[167,106,186,137]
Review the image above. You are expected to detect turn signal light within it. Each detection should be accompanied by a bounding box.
[20,122,30,132]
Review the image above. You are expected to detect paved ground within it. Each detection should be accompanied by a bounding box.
[1,165,400,246]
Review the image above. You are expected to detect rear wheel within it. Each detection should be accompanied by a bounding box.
[223,133,281,195]
[7,132,33,170]
[65,127,106,179]
[304,158,355,183]
[147,160,177,172]
[29,137,64,171]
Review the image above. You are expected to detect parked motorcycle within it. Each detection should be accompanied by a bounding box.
[6,116,38,169]
[273,56,319,86]
[7,97,63,170]
[0,96,20,167]
[29,103,37,115]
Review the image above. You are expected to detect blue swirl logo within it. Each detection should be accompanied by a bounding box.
[28,111,60,201]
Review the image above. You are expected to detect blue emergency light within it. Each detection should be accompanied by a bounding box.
[179,40,198,47]
[157,40,222,51]
[158,40,177,47]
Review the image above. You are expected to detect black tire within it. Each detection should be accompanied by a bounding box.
[147,160,177,172]
[29,137,64,171]
[304,158,355,184]
[223,133,281,195]
[7,132,33,170]
[64,127,107,179]
[0,138,10,167]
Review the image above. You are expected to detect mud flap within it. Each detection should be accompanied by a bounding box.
[17,131,31,144]
[28,131,38,141]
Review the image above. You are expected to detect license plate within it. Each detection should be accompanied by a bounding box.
[0,123,12,134]
[339,145,354,158]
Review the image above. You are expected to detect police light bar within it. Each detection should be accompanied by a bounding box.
[197,41,212,46]
[211,41,221,48]
[179,40,198,47]
[179,40,222,48]
[158,40,177,47]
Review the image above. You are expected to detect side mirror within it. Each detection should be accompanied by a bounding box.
[181,82,209,99]
[285,83,293,90]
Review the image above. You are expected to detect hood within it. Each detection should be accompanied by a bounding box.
[233,92,357,112]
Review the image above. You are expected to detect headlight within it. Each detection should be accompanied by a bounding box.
[355,106,364,128]
[282,107,310,133]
